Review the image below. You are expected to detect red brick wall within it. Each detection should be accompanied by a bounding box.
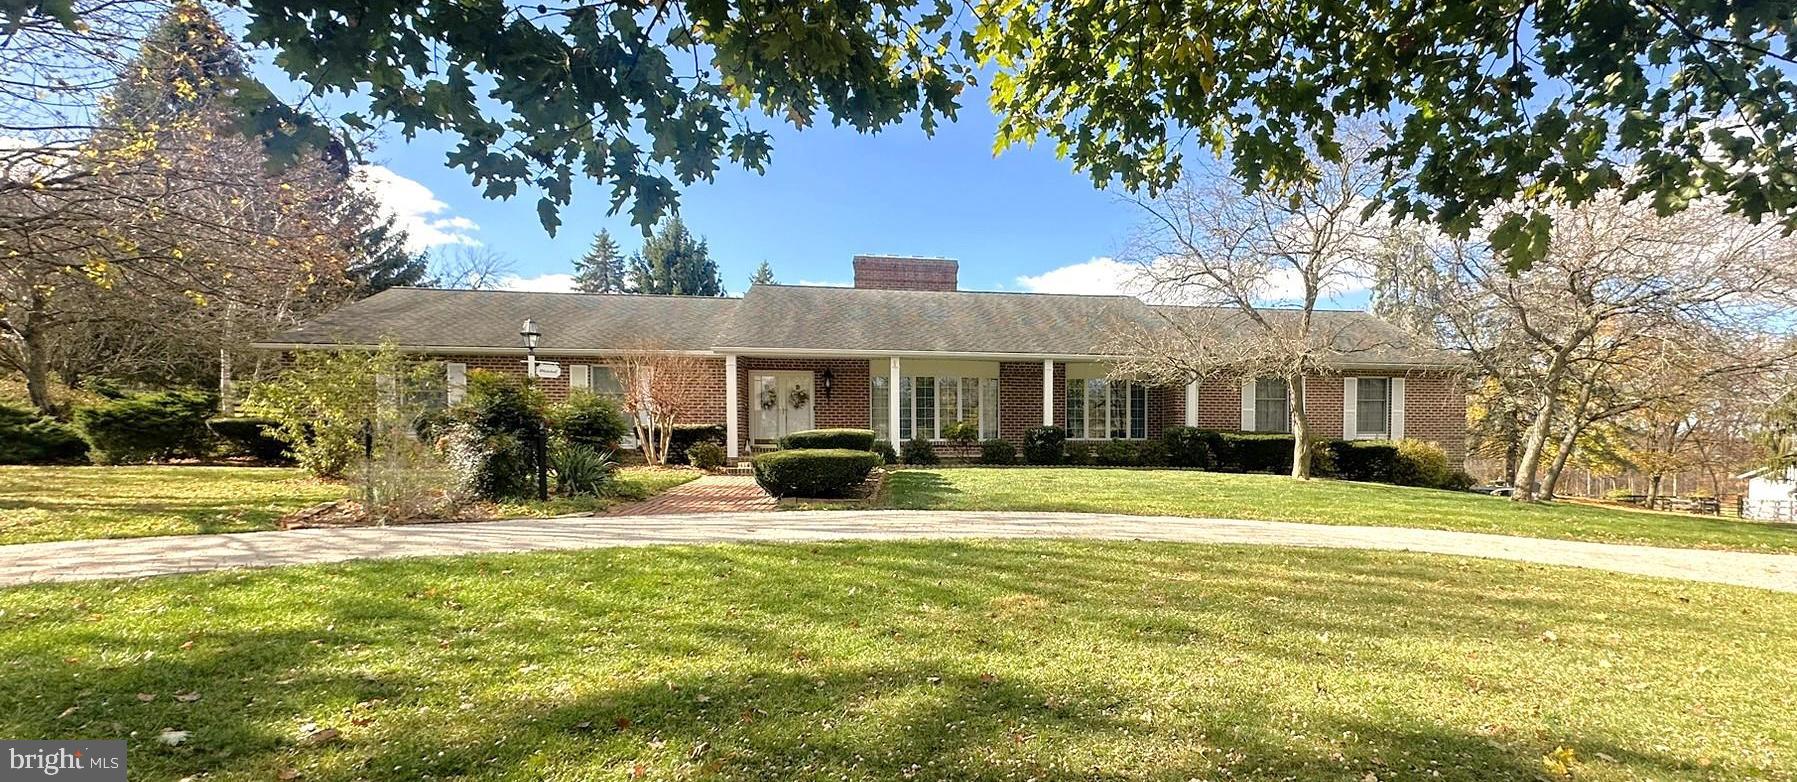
[1184,371,1467,464]
[434,353,727,424]
[997,361,1067,445]
[851,255,958,291]
[734,357,872,452]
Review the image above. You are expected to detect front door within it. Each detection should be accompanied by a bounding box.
[751,372,816,444]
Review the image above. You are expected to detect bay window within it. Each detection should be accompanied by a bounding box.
[1065,379,1148,439]
[873,374,999,441]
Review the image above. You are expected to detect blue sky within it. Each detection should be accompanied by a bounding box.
[283,63,1151,294]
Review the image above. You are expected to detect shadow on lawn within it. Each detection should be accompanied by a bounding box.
[881,470,963,508]
[0,543,1760,781]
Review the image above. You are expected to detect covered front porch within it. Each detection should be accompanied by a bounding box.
[721,353,1196,459]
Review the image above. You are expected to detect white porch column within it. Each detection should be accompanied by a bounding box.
[888,357,902,443]
[724,353,739,459]
[1184,379,1199,427]
[1041,359,1055,426]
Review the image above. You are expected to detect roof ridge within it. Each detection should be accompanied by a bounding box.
[387,286,741,301]
[753,283,1141,300]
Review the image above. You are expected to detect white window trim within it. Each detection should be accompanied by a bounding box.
[569,363,591,391]
[1245,378,1290,433]
[876,374,998,441]
[1344,376,1406,440]
[1066,378,1149,440]
[446,362,467,405]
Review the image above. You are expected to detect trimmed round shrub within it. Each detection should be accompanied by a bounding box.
[872,439,899,465]
[1136,439,1168,467]
[752,448,881,498]
[900,436,939,465]
[942,420,980,446]
[207,417,289,462]
[687,440,727,470]
[1063,441,1092,465]
[553,391,630,449]
[1162,426,1216,469]
[73,390,216,464]
[779,428,877,451]
[1022,426,1065,465]
[978,438,1016,465]
[1393,439,1452,487]
[0,403,88,465]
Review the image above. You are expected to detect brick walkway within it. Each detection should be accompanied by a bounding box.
[604,475,775,515]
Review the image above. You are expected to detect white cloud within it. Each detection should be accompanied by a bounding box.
[496,273,578,293]
[796,279,851,287]
[1016,256,1369,307]
[1014,257,1151,298]
[351,164,481,252]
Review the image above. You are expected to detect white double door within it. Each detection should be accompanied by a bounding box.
[751,372,816,444]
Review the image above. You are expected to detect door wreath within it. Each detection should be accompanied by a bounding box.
[758,387,778,410]
[788,385,811,409]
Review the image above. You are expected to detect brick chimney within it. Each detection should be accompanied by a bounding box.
[852,255,958,291]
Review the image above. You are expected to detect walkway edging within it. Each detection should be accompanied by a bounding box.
[2,511,1794,592]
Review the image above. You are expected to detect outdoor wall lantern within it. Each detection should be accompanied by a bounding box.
[820,367,835,398]
[520,318,542,375]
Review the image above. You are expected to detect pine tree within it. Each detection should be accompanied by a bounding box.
[348,215,432,297]
[106,1,250,125]
[573,229,627,293]
[626,218,724,296]
[748,260,776,287]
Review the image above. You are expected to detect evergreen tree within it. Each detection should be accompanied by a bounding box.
[348,214,431,297]
[626,218,724,296]
[106,1,250,125]
[748,260,776,287]
[573,229,627,293]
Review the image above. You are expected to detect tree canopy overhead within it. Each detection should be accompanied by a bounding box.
[977,0,1797,267]
[15,0,1797,269]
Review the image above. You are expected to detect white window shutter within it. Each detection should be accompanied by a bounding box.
[570,364,591,390]
[1343,377,1358,439]
[446,363,467,404]
[1239,379,1256,431]
[1390,377,1406,441]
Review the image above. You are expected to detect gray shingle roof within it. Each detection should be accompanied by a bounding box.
[263,287,737,352]
[261,284,1463,368]
[713,285,1150,355]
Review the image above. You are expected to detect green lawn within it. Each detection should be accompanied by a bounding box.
[881,468,1797,553]
[0,542,1790,781]
[0,466,699,546]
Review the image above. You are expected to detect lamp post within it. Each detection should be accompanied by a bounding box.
[518,318,548,501]
[520,318,541,378]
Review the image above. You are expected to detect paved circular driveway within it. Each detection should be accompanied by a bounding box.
[3,510,1795,592]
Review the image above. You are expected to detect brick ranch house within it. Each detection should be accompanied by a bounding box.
[256,256,1469,464]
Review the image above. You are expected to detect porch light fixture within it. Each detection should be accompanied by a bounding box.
[820,368,834,398]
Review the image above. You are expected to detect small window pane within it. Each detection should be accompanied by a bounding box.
[1357,378,1390,437]
[899,377,913,440]
[1087,379,1108,439]
[591,367,624,396]
[938,377,959,436]
[1109,381,1127,438]
[961,378,981,430]
[1255,378,1289,433]
[1130,383,1147,439]
[1066,379,1085,438]
[871,375,890,442]
[915,377,936,439]
[981,379,1000,439]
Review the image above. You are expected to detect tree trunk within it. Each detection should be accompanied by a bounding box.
[1541,381,1595,501]
[1288,374,1312,479]
[23,323,53,414]
[1512,349,1576,502]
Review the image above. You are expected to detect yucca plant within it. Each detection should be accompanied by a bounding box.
[551,442,617,497]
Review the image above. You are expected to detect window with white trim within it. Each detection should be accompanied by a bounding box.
[1255,378,1290,433]
[1065,379,1148,439]
[1355,377,1390,437]
[874,375,999,441]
